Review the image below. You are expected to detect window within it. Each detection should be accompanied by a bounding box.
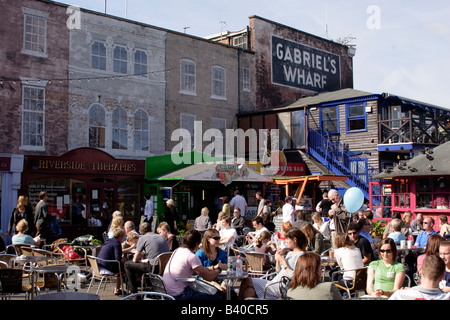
[211,117,226,157]
[346,103,367,132]
[89,104,106,148]
[243,67,250,92]
[112,107,128,150]
[22,85,45,148]
[278,112,291,150]
[92,41,106,71]
[134,109,149,151]
[211,66,226,99]
[180,59,196,94]
[233,36,247,49]
[292,110,306,149]
[134,49,147,77]
[23,12,47,56]
[113,45,128,74]
[320,106,339,134]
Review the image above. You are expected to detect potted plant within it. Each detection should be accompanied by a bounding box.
[372,220,386,239]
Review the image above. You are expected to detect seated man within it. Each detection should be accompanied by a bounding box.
[124,222,169,293]
[219,217,238,249]
[414,217,438,248]
[347,222,373,265]
[245,216,269,245]
[389,255,450,300]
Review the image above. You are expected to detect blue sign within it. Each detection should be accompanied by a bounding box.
[272,36,341,92]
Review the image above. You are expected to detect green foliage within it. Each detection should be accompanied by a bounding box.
[372,220,386,237]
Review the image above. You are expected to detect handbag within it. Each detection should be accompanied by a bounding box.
[187,276,218,296]
[168,249,218,296]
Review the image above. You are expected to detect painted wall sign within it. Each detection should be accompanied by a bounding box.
[271,35,341,92]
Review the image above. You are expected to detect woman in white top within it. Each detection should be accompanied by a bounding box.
[238,228,307,300]
[312,212,330,241]
[332,232,364,287]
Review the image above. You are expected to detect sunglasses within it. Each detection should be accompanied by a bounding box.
[210,236,221,241]
[379,249,392,254]
[347,232,358,235]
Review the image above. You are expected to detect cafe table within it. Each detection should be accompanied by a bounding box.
[217,271,249,300]
[34,264,69,292]
[34,291,100,300]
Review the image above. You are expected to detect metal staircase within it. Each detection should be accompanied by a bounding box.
[307,128,378,201]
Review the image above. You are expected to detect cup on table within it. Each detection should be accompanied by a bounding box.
[400,240,406,249]
[407,240,413,249]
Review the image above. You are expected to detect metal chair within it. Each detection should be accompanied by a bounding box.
[0,253,17,268]
[13,244,34,256]
[120,291,175,300]
[333,267,368,299]
[145,273,169,294]
[141,252,172,290]
[87,255,125,297]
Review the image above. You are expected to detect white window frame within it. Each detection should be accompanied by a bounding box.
[180,113,196,150]
[233,36,247,49]
[180,59,197,96]
[91,40,107,71]
[113,45,128,74]
[22,8,49,58]
[211,65,226,101]
[134,49,148,77]
[133,109,149,151]
[20,79,47,151]
[243,67,250,92]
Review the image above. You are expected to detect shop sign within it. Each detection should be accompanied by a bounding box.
[215,164,249,186]
[272,35,341,92]
[246,161,306,176]
[24,148,144,175]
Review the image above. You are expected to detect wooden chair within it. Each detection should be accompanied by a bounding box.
[13,244,33,256]
[0,268,34,300]
[245,252,274,278]
[0,254,17,268]
[87,255,125,296]
[333,267,368,299]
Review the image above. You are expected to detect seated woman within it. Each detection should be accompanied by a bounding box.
[97,228,127,295]
[287,252,343,300]
[108,216,124,239]
[366,238,405,298]
[253,230,276,270]
[122,231,140,258]
[12,219,40,247]
[238,227,307,300]
[163,229,225,300]
[417,234,443,274]
[332,233,364,287]
[300,222,325,255]
[196,228,228,268]
[157,221,179,251]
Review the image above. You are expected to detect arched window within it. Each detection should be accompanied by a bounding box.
[112,107,128,149]
[88,104,106,148]
[134,109,149,151]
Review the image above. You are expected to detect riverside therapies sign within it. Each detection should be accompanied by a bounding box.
[272,35,341,92]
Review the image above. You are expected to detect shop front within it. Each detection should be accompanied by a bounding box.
[144,153,273,227]
[373,141,450,230]
[21,148,145,238]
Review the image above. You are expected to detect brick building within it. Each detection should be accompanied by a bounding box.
[206,15,355,110]
[0,0,70,233]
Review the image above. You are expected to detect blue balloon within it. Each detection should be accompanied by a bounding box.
[343,187,364,214]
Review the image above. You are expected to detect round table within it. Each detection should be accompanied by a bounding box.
[34,291,100,300]
[34,265,69,292]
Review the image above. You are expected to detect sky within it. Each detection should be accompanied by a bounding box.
[55,0,450,109]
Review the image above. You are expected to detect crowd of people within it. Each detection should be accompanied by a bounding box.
[3,188,450,301]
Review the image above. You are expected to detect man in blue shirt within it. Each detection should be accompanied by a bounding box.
[414,217,437,248]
